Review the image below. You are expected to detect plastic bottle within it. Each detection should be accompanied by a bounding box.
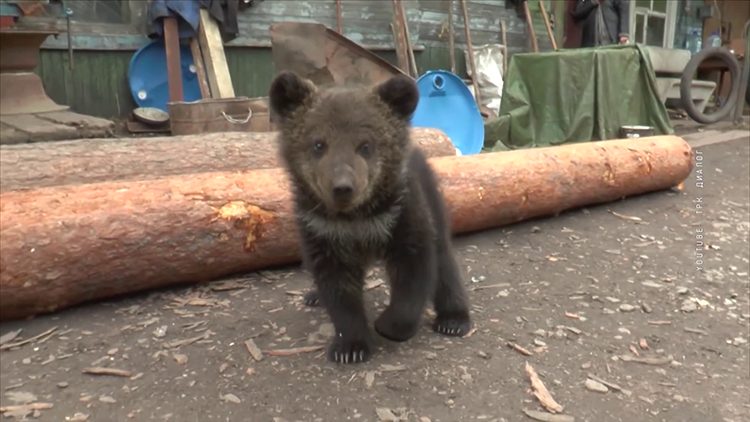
[705,31,722,49]
[685,30,702,55]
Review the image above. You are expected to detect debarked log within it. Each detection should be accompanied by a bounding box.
[0,128,456,191]
[0,136,694,321]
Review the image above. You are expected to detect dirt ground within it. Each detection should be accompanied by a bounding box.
[1,136,748,422]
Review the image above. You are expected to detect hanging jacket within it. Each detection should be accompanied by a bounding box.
[571,0,631,48]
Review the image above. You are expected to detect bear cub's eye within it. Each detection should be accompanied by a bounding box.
[312,140,328,157]
[357,142,373,158]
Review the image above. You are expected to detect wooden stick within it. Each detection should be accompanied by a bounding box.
[0,136,694,321]
[83,367,133,378]
[0,326,57,350]
[398,0,419,77]
[447,0,456,74]
[0,128,456,192]
[190,37,211,98]
[500,20,508,77]
[390,0,410,74]
[0,403,53,413]
[163,16,184,102]
[523,0,539,52]
[459,0,482,107]
[539,1,558,51]
[335,0,343,34]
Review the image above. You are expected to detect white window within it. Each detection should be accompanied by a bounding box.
[631,0,677,48]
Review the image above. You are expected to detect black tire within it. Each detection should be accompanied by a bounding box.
[680,47,742,125]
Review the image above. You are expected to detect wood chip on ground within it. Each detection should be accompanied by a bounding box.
[525,362,564,413]
[619,354,673,365]
[82,367,133,378]
[244,339,264,361]
[264,345,325,356]
[0,402,54,413]
[509,342,533,356]
[522,409,575,422]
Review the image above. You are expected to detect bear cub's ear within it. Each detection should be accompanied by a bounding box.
[374,74,420,121]
[269,71,316,124]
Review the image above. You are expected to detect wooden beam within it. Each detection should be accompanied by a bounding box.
[197,8,234,99]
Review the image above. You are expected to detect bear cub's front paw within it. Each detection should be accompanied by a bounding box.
[327,335,372,364]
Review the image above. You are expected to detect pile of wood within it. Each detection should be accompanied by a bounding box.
[0,132,694,321]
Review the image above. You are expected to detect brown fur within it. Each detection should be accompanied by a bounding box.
[269,71,471,364]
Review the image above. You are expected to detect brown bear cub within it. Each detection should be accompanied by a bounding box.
[268,71,471,364]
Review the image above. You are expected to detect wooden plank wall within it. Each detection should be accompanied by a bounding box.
[66,0,552,55]
[35,1,560,118]
[229,0,552,55]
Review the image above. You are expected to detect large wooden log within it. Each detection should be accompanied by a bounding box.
[0,136,694,321]
[0,128,456,191]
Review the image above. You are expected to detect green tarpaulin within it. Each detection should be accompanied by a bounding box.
[484,44,674,152]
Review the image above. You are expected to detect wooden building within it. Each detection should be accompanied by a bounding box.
[9,0,747,119]
[22,0,558,119]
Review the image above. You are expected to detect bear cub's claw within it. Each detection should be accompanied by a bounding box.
[303,290,320,307]
[433,312,472,337]
[327,336,372,364]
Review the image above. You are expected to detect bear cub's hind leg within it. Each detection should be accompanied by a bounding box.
[303,289,320,307]
[432,238,472,337]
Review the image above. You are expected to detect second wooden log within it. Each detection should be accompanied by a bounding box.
[0,136,694,321]
[0,128,456,191]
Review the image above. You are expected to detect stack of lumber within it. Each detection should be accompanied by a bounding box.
[0,132,694,321]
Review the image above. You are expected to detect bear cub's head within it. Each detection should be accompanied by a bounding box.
[269,71,420,215]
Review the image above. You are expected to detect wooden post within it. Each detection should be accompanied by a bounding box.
[458,0,482,107]
[447,0,456,74]
[163,16,184,102]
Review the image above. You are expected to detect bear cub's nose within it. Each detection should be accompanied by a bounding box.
[332,180,354,200]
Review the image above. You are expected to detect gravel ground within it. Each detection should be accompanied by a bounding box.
[1,136,748,422]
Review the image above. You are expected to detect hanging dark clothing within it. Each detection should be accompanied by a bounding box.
[148,0,240,43]
[571,0,631,48]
